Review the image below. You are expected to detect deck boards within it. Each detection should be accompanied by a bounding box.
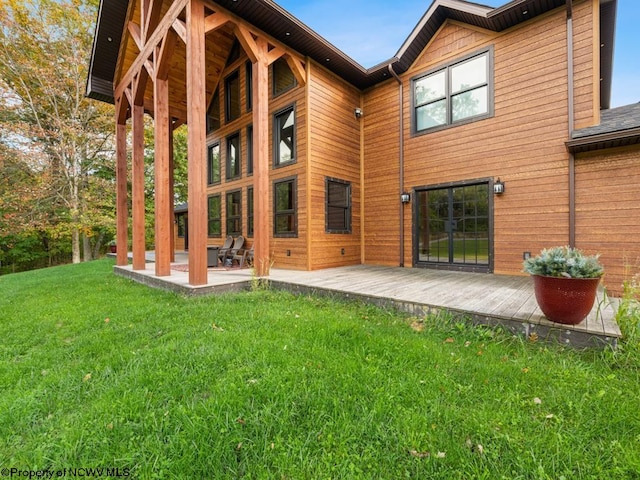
[114,258,621,349]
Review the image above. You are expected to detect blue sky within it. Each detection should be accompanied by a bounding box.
[276,0,639,108]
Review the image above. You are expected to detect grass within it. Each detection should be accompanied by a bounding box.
[1,259,639,479]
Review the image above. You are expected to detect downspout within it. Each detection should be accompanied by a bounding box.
[567,0,576,247]
[388,64,405,266]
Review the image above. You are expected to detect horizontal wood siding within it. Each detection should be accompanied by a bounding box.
[573,0,597,129]
[362,80,401,266]
[364,6,588,276]
[575,147,640,297]
[307,62,362,269]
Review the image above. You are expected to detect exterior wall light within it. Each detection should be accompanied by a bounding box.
[354,108,363,119]
[400,192,411,203]
[493,178,505,195]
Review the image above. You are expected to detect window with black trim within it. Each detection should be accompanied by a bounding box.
[246,61,252,111]
[246,125,253,175]
[326,178,351,233]
[206,88,220,132]
[176,213,186,238]
[225,70,240,122]
[207,143,221,185]
[274,106,295,166]
[413,50,491,133]
[273,57,296,96]
[226,190,242,236]
[247,186,254,237]
[226,133,240,180]
[274,177,297,236]
[207,194,221,237]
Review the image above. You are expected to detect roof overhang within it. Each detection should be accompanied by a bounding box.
[87,0,617,106]
[566,128,640,154]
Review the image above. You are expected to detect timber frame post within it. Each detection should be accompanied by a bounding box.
[115,99,129,267]
[186,0,208,285]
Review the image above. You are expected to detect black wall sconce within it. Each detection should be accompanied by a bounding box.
[400,192,411,203]
[493,178,505,195]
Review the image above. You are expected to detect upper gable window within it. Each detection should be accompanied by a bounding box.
[413,50,491,133]
[225,70,241,122]
[273,57,296,97]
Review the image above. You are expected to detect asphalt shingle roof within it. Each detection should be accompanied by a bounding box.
[572,102,640,139]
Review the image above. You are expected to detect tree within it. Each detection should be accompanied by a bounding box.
[0,0,115,264]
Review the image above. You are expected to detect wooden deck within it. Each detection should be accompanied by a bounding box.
[114,259,621,349]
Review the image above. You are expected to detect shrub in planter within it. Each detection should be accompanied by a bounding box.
[523,246,604,325]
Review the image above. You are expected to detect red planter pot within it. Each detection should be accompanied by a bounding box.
[532,275,601,325]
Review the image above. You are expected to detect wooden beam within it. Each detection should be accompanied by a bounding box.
[156,29,178,81]
[285,54,306,86]
[132,104,146,271]
[154,75,172,277]
[234,24,260,63]
[115,102,129,267]
[265,46,285,65]
[144,0,164,42]
[172,18,187,44]
[169,130,175,263]
[133,69,149,106]
[252,39,270,277]
[186,0,208,286]
[128,21,143,50]
[115,0,189,106]
[116,92,129,124]
[204,11,231,34]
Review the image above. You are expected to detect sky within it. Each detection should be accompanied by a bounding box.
[276,0,639,108]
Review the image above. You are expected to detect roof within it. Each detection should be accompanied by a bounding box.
[567,103,640,153]
[87,0,617,108]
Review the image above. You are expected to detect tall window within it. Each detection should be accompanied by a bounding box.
[326,178,351,233]
[246,125,253,175]
[206,88,220,132]
[226,190,242,236]
[207,195,221,237]
[274,177,297,236]
[274,106,295,166]
[247,187,254,237]
[226,133,240,180]
[246,61,253,111]
[207,143,220,185]
[413,50,491,132]
[273,57,296,96]
[225,69,240,122]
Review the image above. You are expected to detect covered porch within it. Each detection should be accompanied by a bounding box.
[113,255,621,349]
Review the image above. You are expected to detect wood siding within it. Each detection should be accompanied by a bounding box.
[575,146,640,297]
[362,6,587,276]
[307,62,362,269]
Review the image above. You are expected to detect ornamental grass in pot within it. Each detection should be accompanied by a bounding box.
[523,246,604,325]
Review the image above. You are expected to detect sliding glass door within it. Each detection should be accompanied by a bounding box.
[416,182,491,271]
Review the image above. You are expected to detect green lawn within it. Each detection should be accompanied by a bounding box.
[1,259,639,479]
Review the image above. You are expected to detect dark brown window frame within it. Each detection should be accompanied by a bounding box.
[225,132,241,180]
[273,176,297,237]
[207,142,221,185]
[225,69,241,123]
[325,177,352,234]
[247,186,254,238]
[411,47,494,136]
[207,194,222,238]
[272,57,296,97]
[273,104,296,167]
[225,189,242,236]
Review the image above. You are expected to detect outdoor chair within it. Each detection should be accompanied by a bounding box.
[232,246,254,268]
[215,235,234,259]
[219,236,244,266]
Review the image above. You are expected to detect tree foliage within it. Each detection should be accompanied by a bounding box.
[0,0,115,268]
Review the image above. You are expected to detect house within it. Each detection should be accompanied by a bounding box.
[87,0,639,296]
